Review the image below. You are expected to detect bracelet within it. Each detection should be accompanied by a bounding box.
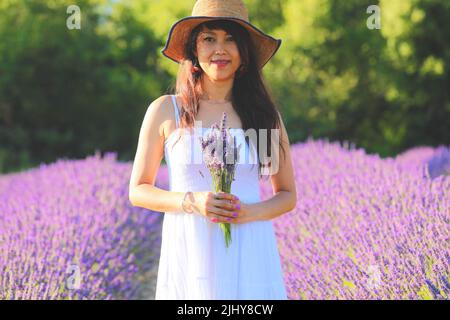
[181,191,194,214]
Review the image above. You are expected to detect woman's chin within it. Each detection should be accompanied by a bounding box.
[205,72,236,81]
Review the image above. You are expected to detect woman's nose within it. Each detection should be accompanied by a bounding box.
[213,41,228,51]
[214,46,226,53]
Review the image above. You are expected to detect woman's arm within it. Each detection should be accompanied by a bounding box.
[129,96,237,217]
[130,183,188,213]
[238,113,297,223]
[128,95,186,213]
[248,190,296,222]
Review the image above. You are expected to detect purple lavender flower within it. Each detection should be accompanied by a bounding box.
[198,112,242,248]
[1,137,447,300]
[259,139,449,300]
[426,146,450,179]
[0,152,164,299]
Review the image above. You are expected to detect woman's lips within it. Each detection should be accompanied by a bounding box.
[211,60,230,67]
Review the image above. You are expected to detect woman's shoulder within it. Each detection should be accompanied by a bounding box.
[151,94,182,110]
[146,94,180,140]
[150,94,173,108]
[146,95,175,119]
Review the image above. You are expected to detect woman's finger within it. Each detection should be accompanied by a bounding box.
[213,192,240,210]
[212,198,236,212]
[214,191,238,202]
[206,206,236,220]
[209,213,235,223]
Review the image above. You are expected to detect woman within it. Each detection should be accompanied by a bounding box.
[129,0,296,299]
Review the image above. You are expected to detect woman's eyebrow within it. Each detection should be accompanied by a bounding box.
[200,31,231,36]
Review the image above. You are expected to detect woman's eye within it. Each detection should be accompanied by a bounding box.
[204,37,214,42]
[227,37,234,41]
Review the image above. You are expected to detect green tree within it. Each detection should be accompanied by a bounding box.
[0,0,448,174]
[0,0,171,173]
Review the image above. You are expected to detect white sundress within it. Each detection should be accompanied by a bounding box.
[154,95,288,300]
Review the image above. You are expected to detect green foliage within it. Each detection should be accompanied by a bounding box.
[0,0,449,173]
[0,0,172,172]
[265,0,449,156]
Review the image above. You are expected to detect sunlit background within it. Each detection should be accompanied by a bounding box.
[0,0,448,299]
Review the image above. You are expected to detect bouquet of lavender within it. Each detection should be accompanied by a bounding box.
[199,112,242,248]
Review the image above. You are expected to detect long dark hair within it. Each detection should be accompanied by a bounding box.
[171,19,286,181]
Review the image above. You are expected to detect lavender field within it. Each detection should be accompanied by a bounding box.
[0,152,167,299]
[265,139,449,299]
[0,140,448,299]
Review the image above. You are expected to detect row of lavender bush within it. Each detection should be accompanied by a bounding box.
[261,139,449,299]
[0,152,167,299]
[0,140,448,299]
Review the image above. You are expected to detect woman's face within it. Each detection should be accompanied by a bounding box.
[195,28,241,81]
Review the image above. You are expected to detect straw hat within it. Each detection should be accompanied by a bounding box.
[161,0,282,70]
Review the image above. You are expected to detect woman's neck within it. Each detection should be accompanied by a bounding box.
[200,77,233,103]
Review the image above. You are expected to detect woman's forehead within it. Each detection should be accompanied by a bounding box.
[199,28,231,35]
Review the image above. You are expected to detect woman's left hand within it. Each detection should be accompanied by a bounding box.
[230,201,256,224]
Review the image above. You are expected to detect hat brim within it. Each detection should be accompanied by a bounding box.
[161,16,282,70]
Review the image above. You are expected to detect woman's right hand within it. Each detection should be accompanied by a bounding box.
[189,191,240,223]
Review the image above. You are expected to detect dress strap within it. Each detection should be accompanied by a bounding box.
[170,95,180,128]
